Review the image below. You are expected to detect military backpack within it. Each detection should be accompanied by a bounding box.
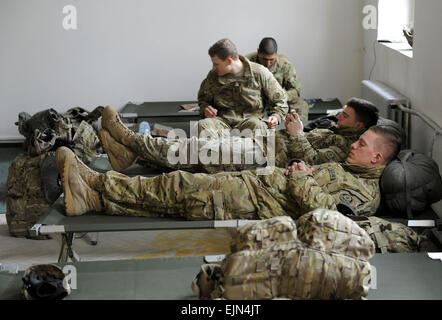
[16,106,104,164]
[380,150,442,218]
[6,106,104,238]
[193,209,375,300]
[351,216,421,253]
[6,153,55,238]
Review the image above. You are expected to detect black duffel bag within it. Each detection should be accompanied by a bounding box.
[380,149,442,218]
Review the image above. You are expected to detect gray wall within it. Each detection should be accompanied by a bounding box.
[0,0,363,141]
[362,0,442,216]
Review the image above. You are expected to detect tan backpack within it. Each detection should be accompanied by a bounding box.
[193,209,375,300]
[230,216,297,252]
[351,216,421,253]
[6,153,53,238]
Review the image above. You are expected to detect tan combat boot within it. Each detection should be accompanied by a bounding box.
[55,147,102,216]
[101,106,136,147]
[99,129,137,172]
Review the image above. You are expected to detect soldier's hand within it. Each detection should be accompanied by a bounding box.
[267,116,278,129]
[285,111,303,135]
[204,106,217,118]
[285,161,315,175]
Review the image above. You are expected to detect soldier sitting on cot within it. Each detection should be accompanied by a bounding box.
[55,123,400,219]
[246,37,309,122]
[197,38,288,138]
[99,97,378,173]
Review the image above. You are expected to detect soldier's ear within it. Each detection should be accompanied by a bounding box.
[227,57,233,65]
[372,152,383,164]
[356,121,365,129]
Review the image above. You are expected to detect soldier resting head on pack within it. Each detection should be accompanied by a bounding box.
[55,123,400,219]
[283,97,379,166]
[247,37,309,122]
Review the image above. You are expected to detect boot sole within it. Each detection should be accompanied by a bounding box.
[99,129,130,172]
[101,106,119,136]
[101,106,134,146]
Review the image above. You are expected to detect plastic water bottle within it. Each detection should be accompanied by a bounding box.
[138,121,151,135]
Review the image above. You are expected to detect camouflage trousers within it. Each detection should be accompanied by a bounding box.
[131,133,277,173]
[98,170,259,220]
[197,116,269,139]
[289,98,309,122]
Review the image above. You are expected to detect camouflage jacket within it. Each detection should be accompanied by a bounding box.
[246,52,301,104]
[274,126,366,167]
[242,163,384,220]
[198,56,288,125]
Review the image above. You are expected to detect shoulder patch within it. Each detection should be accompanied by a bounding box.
[325,150,336,160]
[273,92,281,100]
[339,193,353,204]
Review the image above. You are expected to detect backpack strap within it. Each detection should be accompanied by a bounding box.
[370,223,390,254]
[65,106,104,123]
[399,150,414,220]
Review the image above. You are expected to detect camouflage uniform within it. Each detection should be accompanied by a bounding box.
[198,56,288,138]
[96,163,384,220]
[276,126,366,166]
[129,125,363,172]
[132,134,269,174]
[247,52,309,121]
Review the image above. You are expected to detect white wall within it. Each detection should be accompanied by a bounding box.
[362,0,442,216]
[0,0,363,141]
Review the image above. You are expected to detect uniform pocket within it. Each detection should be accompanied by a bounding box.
[240,86,262,111]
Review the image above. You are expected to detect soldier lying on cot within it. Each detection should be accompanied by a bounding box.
[98,98,379,173]
[55,124,400,219]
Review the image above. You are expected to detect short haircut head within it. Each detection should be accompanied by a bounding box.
[346,97,379,128]
[208,38,238,60]
[369,125,401,164]
[258,37,278,55]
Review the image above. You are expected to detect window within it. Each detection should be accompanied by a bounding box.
[377,0,415,44]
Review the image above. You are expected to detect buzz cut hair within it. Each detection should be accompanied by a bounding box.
[346,97,379,129]
[369,125,401,164]
[208,38,239,60]
[258,37,278,55]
